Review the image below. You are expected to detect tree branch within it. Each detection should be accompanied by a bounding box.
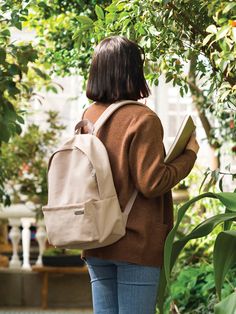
[166,2,205,37]
[188,54,220,145]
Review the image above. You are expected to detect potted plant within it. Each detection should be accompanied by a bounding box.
[42,247,84,267]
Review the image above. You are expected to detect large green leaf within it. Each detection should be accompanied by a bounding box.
[157,192,236,313]
[214,291,236,314]
[157,267,167,314]
[164,192,236,286]
[213,230,236,299]
[217,193,236,210]
[158,212,236,313]
[168,213,236,278]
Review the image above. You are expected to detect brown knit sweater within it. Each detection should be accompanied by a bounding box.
[82,102,197,267]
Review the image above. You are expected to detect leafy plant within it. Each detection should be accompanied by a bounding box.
[0,0,57,205]
[0,0,38,143]
[25,0,111,79]
[157,192,236,314]
[164,263,236,314]
[157,158,236,313]
[0,110,65,215]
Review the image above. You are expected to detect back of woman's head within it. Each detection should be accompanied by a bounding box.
[86,36,150,103]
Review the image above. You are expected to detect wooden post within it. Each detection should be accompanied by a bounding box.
[42,272,49,309]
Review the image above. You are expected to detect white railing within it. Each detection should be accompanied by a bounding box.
[0,204,47,270]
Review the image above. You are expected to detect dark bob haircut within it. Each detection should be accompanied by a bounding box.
[86,36,150,103]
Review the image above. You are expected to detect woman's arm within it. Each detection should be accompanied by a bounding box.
[129,114,197,198]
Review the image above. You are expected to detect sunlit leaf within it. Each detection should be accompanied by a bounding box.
[95,5,105,20]
[206,24,217,34]
[203,33,214,46]
[76,16,93,25]
[216,25,230,40]
[222,3,236,14]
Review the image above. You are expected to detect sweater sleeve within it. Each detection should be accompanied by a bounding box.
[129,114,197,198]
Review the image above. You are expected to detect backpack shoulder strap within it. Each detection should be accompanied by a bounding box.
[93,100,146,135]
[124,190,138,215]
[93,100,144,214]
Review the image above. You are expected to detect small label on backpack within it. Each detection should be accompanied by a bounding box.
[74,209,84,215]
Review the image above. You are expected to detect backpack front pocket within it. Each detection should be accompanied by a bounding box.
[42,201,99,248]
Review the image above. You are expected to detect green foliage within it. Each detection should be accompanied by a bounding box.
[25,0,111,78]
[210,110,236,154]
[0,0,62,126]
[0,111,65,213]
[0,8,38,143]
[0,0,34,203]
[204,1,236,104]
[159,163,236,313]
[0,0,55,205]
[164,263,236,314]
[157,192,236,313]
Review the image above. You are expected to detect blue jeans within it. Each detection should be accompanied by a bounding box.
[85,256,160,314]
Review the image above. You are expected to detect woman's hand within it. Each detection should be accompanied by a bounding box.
[186,133,199,155]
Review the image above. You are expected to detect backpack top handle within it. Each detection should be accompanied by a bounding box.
[74,119,95,135]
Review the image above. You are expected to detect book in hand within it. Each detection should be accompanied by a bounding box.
[164,115,196,163]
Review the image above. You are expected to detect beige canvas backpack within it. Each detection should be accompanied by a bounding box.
[42,100,145,250]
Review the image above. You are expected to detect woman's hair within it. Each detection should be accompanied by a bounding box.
[86,36,150,103]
